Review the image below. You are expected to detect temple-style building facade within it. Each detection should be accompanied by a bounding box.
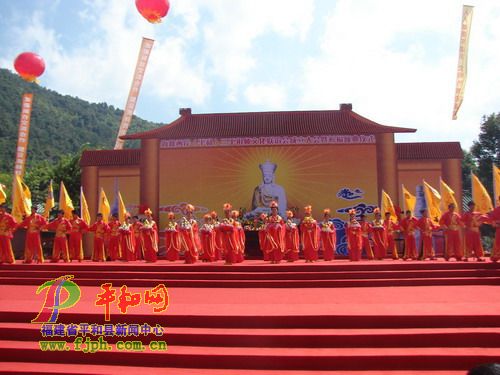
[81,104,462,247]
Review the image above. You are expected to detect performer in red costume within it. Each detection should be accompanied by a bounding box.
[346,209,362,261]
[384,212,400,260]
[284,210,299,262]
[18,206,47,263]
[178,204,199,264]
[220,203,238,265]
[107,214,122,261]
[439,203,464,261]
[0,205,17,264]
[359,214,374,260]
[211,211,223,261]
[255,213,269,261]
[46,210,72,262]
[164,212,180,261]
[300,205,319,262]
[141,208,158,263]
[371,208,387,260]
[263,201,285,264]
[231,210,245,263]
[400,210,419,260]
[489,197,500,262]
[88,213,109,262]
[131,216,144,260]
[119,215,136,261]
[200,214,216,262]
[320,208,336,261]
[462,201,486,261]
[417,209,438,260]
[68,210,88,262]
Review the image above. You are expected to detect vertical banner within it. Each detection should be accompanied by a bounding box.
[14,93,34,176]
[452,5,473,120]
[114,37,155,149]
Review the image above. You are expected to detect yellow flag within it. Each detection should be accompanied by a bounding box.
[117,191,128,223]
[423,180,441,224]
[494,165,500,207]
[99,188,110,224]
[380,189,397,223]
[12,175,31,221]
[43,180,55,218]
[0,183,6,205]
[59,181,74,219]
[401,184,416,213]
[471,173,493,214]
[21,180,32,212]
[80,187,91,225]
[439,178,458,212]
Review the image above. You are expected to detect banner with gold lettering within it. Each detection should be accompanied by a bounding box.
[114,37,155,149]
[452,5,473,120]
[14,93,34,176]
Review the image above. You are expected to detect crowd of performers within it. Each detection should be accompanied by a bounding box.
[1,199,500,264]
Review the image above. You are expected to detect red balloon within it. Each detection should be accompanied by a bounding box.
[14,52,45,82]
[135,0,170,23]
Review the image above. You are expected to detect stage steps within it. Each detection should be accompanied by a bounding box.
[0,260,499,288]
[0,261,499,373]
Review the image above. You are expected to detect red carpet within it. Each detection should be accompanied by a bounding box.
[0,260,499,373]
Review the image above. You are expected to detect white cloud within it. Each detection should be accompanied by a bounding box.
[299,0,500,149]
[2,0,499,149]
[3,0,211,111]
[244,83,287,109]
[200,0,315,101]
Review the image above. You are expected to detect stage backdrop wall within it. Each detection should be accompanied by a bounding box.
[156,144,378,228]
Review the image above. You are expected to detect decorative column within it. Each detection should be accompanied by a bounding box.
[140,138,160,223]
[376,133,398,206]
[442,158,463,211]
[81,165,98,258]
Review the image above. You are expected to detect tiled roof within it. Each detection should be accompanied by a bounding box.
[396,142,463,160]
[79,142,463,168]
[121,107,416,140]
[80,149,141,167]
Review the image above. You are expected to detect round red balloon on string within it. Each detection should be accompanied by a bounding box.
[14,52,45,82]
[135,0,170,23]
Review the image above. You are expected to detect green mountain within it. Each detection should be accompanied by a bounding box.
[0,68,160,172]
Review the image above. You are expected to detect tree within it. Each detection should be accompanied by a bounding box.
[461,149,477,194]
[470,113,500,194]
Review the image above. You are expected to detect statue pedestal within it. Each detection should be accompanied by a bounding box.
[244,231,263,259]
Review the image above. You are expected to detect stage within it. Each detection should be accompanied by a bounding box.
[0,260,499,374]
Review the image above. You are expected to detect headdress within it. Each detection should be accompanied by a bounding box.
[259,160,277,174]
[231,210,239,218]
[223,203,232,211]
[348,208,356,215]
[323,208,331,215]
[167,212,175,219]
[373,207,380,215]
[144,208,153,216]
[186,204,195,213]
[304,205,312,214]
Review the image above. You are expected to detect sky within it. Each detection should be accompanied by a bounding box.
[1,0,499,150]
